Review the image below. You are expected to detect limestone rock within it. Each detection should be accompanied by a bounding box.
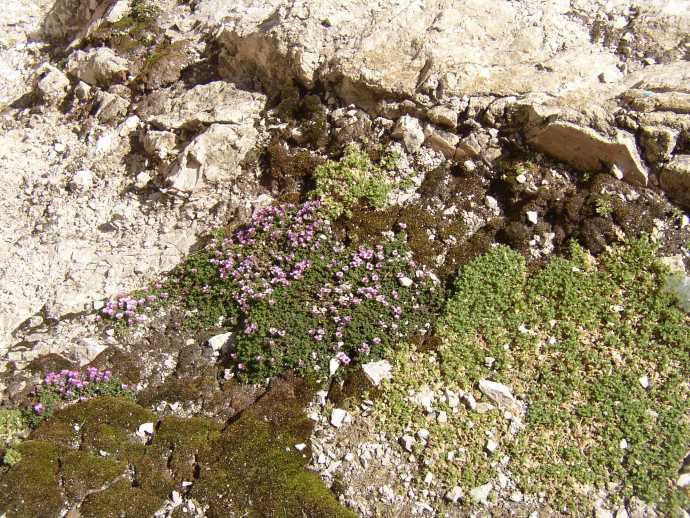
[660,155,690,209]
[142,130,177,160]
[640,126,679,164]
[469,483,492,505]
[141,82,265,131]
[424,124,459,158]
[166,123,258,192]
[478,379,524,416]
[526,121,648,186]
[43,0,105,44]
[361,360,392,387]
[392,115,425,153]
[94,91,129,124]
[428,105,457,129]
[66,48,129,87]
[34,64,70,105]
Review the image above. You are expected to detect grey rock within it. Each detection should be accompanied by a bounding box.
[34,64,70,105]
[660,155,690,209]
[392,115,425,153]
[424,124,460,158]
[361,360,392,387]
[640,125,679,163]
[478,379,524,416]
[428,105,458,129]
[66,48,129,87]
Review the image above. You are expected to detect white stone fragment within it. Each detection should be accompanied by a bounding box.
[398,276,413,288]
[478,379,525,416]
[470,483,492,505]
[294,443,307,451]
[138,422,155,437]
[330,408,348,428]
[329,357,339,376]
[485,439,498,453]
[207,332,232,354]
[362,360,392,386]
[638,375,649,389]
[526,210,539,224]
[445,486,464,503]
[677,473,690,487]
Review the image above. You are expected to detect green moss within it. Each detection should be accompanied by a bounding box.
[191,381,356,517]
[80,479,165,518]
[61,450,126,499]
[0,440,65,517]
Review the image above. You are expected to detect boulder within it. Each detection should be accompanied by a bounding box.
[660,155,690,209]
[34,64,70,105]
[526,121,648,186]
[141,82,265,131]
[66,48,129,87]
[392,115,425,153]
[166,123,258,192]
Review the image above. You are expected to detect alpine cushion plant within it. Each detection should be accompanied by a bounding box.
[101,201,441,382]
[203,201,440,381]
[26,368,132,427]
[310,147,400,219]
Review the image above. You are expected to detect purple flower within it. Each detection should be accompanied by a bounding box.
[336,352,351,365]
[33,403,44,414]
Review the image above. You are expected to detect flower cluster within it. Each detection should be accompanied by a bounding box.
[26,368,131,426]
[99,287,169,326]
[214,202,441,380]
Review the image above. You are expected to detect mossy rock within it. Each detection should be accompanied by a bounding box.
[61,450,126,500]
[80,478,164,518]
[0,440,65,517]
[80,423,146,463]
[27,353,76,376]
[89,347,142,385]
[191,378,356,517]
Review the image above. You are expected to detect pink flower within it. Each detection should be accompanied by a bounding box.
[335,352,351,365]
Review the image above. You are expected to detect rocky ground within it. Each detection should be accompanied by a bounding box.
[0,0,689,517]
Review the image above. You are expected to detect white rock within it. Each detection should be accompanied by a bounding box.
[437,411,448,424]
[424,472,433,485]
[445,486,464,503]
[207,332,232,354]
[526,210,539,224]
[412,387,435,412]
[66,47,129,87]
[70,169,93,190]
[509,491,523,502]
[398,276,413,288]
[35,64,70,105]
[485,195,500,213]
[615,506,629,518]
[416,428,430,441]
[138,422,155,436]
[619,438,628,449]
[469,483,492,505]
[463,159,477,172]
[677,472,690,487]
[329,357,339,376]
[516,173,527,184]
[638,375,649,389]
[400,434,415,452]
[362,360,392,386]
[135,171,151,189]
[294,443,307,451]
[462,393,477,410]
[595,508,614,518]
[392,115,425,153]
[330,408,348,428]
[478,379,525,416]
[485,439,498,453]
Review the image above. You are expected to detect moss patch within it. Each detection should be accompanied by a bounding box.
[0,440,65,516]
